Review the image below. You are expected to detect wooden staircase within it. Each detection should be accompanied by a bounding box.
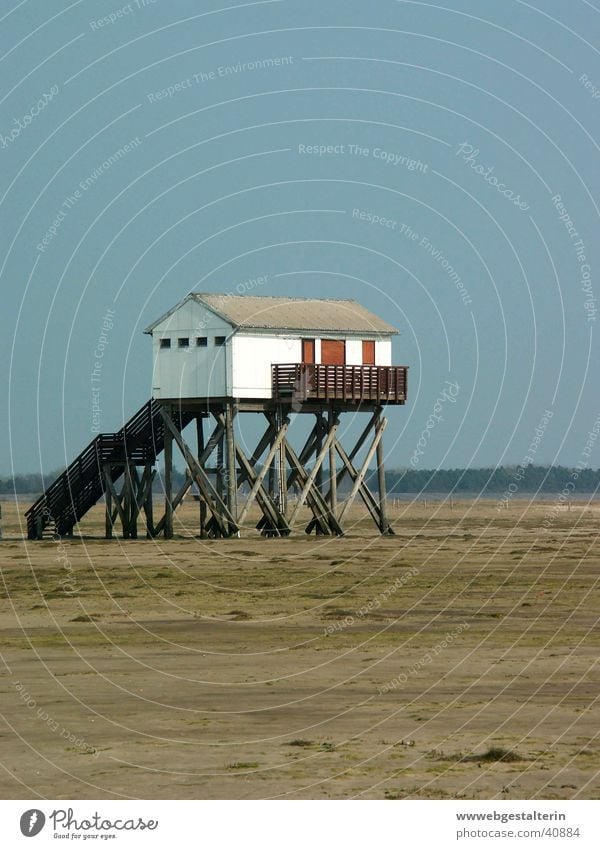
[25,400,192,539]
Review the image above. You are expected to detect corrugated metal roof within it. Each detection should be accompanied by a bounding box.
[189,293,398,334]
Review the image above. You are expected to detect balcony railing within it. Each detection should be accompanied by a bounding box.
[272,363,408,405]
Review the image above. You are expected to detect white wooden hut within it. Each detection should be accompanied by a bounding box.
[144,292,404,405]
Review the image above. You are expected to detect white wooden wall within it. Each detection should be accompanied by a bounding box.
[232,334,301,398]
[150,300,394,400]
[151,299,231,399]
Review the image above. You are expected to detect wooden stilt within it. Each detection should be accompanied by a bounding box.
[225,404,237,525]
[143,463,155,538]
[288,417,338,527]
[164,408,174,539]
[314,413,324,534]
[338,416,386,522]
[328,408,337,515]
[196,415,207,538]
[375,407,390,535]
[104,464,113,539]
[276,404,287,515]
[216,426,225,505]
[160,407,238,537]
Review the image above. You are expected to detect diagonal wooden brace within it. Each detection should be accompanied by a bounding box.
[288,419,339,527]
[160,408,238,536]
[152,474,193,537]
[234,419,290,532]
[338,417,387,522]
[283,439,344,535]
[333,439,393,532]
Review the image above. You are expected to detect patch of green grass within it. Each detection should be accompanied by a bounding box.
[384,788,403,799]
[286,739,313,748]
[227,761,260,770]
[440,746,525,764]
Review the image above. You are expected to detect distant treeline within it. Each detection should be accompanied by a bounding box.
[381,465,600,494]
[2,464,599,497]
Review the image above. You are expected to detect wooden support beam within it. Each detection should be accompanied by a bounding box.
[225,404,238,524]
[333,439,383,529]
[127,464,138,539]
[160,407,238,536]
[216,428,225,504]
[283,439,344,535]
[276,405,287,515]
[338,417,387,521]
[196,416,207,539]
[163,412,174,539]
[375,408,391,535]
[142,464,156,538]
[328,408,337,515]
[104,469,128,531]
[315,412,324,497]
[152,475,193,537]
[104,464,114,539]
[331,410,379,494]
[284,420,319,492]
[235,418,290,532]
[288,418,338,527]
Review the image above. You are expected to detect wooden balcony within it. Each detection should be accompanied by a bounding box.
[272,363,408,405]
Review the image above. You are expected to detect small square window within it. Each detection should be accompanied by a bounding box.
[215,336,226,346]
[160,338,171,349]
[178,337,190,348]
[196,337,208,347]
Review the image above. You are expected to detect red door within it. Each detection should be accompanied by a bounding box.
[321,340,345,365]
[302,339,315,363]
[362,340,375,365]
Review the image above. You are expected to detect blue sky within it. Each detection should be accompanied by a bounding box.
[1,0,598,476]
